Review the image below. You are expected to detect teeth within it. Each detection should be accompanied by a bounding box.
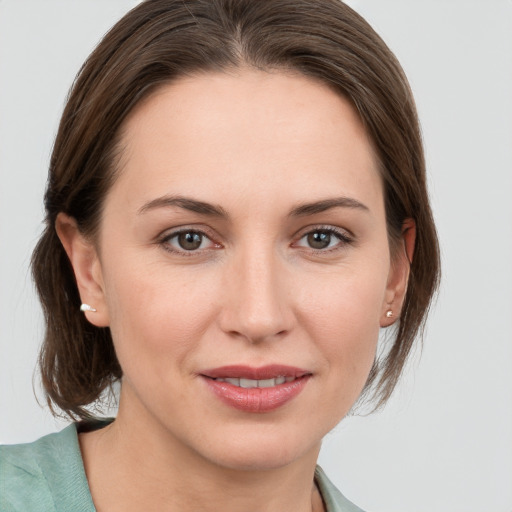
[239,378,258,388]
[258,378,276,388]
[215,376,294,388]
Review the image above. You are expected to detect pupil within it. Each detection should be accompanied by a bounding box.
[178,232,202,250]
[308,231,331,249]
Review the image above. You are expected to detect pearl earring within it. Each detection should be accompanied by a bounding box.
[80,304,97,313]
[385,310,393,318]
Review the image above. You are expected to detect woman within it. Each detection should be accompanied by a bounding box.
[0,1,439,511]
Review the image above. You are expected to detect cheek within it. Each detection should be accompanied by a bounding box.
[296,265,387,376]
[102,260,219,377]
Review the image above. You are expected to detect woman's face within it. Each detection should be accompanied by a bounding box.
[77,69,407,470]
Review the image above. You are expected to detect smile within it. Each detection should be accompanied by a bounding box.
[201,365,311,413]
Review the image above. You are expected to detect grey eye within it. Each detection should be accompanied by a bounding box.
[306,231,333,249]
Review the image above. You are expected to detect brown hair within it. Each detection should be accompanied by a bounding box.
[32,0,440,419]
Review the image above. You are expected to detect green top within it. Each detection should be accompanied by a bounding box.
[0,422,364,512]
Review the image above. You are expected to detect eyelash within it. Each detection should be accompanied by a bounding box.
[158,227,221,257]
[157,225,354,257]
[293,225,354,254]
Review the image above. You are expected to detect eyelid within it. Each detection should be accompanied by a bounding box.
[157,225,223,255]
[291,224,354,252]
[155,223,354,256]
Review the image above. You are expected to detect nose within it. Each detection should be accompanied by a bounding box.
[217,246,294,344]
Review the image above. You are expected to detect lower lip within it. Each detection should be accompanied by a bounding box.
[202,376,310,413]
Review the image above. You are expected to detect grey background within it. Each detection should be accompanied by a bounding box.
[1,1,511,511]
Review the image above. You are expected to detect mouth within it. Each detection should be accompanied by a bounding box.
[211,376,296,388]
[200,365,312,413]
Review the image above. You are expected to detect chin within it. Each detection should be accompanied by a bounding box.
[208,443,316,472]
[191,422,324,472]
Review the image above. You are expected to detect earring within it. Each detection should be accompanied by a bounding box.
[80,304,97,313]
[386,310,393,318]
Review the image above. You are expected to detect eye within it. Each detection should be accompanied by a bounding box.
[161,229,219,254]
[294,228,352,251]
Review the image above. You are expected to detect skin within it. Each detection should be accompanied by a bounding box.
[57,68,413,512]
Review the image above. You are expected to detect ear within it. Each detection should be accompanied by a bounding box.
[381,218,416,327]
[55,213,110,327]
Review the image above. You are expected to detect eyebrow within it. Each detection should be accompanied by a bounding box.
[138,195,228,217]
[289,197,369,217]
[138,194,369,218]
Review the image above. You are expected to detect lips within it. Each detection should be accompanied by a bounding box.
[200,365,311,413]
[201,364,310,380]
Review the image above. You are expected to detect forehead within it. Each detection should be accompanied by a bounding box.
[110,68,383,215]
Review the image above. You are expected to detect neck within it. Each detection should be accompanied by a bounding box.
[79,393,324,512]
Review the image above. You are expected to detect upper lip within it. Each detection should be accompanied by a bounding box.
[200,365,311,380]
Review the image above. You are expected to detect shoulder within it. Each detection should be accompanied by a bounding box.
[0,424,95,512]
[315,466,366,512]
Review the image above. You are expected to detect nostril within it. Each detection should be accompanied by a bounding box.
[225,327,289,344]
